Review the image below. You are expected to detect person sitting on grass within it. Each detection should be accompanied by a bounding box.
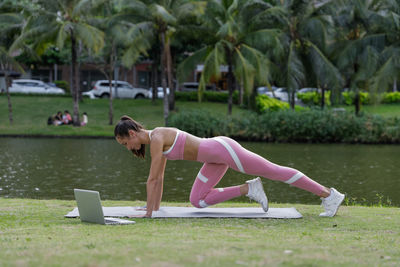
[53,111,63,126]
[62,110,72,125]
[114,115,345,218]
[81,112,88,126]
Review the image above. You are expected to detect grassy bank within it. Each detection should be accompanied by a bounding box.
[0,95,246,136]
[0,198,399,266]
[1,95,400,137]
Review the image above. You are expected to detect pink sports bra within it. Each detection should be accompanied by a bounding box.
[149,129,187,160]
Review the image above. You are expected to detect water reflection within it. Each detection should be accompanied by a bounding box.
[0,138,399,206]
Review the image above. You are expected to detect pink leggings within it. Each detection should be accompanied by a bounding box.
[190,137,326,208]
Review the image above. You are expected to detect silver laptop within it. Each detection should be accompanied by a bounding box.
[74,189,135,225]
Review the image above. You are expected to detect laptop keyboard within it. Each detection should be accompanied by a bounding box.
[104,219,122,224]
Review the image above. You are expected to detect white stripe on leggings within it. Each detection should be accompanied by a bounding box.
[197,172,209,183]
[285,172,304,184]
[214,137,245,173]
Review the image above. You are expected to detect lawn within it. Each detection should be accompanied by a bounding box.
[1,95,400,137]
[0,198,399,266]
[0,95,246,136]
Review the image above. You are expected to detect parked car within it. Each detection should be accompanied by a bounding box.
[181,82,216,91]
[257,86,280,95]
[86,80,150,99]
[297,87,319,94]
[264,87,298,102]
[148,87,170,99]
[8,79,65,95]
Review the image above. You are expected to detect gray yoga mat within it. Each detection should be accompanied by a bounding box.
[65,206,302,219]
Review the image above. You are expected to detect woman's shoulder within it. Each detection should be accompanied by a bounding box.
[150,127,180,142]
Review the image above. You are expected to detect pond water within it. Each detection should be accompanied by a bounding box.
[0,138,399,206]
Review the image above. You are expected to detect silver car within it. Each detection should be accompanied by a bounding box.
[9,79,65,94]
[87,80,149,99]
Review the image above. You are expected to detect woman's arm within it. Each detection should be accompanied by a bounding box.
[145,135,167,217]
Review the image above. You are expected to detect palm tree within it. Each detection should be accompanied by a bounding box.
[369,0,400,94]
[259,0,343,109]
[114,0,205,125]
[327,0,386,114]
[179,0,282,115]
[0,46,24,125]
[9,0,105,126]
[0,3,25,125]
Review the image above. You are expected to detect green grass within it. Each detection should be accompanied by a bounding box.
[1,198,399,266]
[1,95,400,137]
[333,104,400,118]
[0,95,246,136]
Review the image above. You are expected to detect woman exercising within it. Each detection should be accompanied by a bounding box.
[115,115,345,218]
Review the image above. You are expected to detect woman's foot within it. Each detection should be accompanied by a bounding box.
[246,177,269,212]
[320,188,345,217]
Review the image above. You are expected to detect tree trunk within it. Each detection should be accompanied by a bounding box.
[238,81,243,106]
[160,32,169,125]
[321,87,325,109]
[394,78,397,92]
[71,33,81,126]
[226,49,234,116]
[108,43,115,125]
[355,90,360,116]
[5,74,13,125]
[151,53,158,103]
[290,90,295,109]
[166,39,175,111]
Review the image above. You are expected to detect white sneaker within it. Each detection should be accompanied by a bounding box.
[246,177,268,212]
[319,188,345,217]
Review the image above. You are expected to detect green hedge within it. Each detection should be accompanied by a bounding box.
[297,91,331,106]
[255,94,290,113]
[382,92,400,104]
[175,91,239,103]
[54,80,70,92]
[342,91,371,105]
[168,109,400,143]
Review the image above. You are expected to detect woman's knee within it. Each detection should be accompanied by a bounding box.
[189,194,208,208]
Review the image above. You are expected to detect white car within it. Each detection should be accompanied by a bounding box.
[87,80,150,99]
[9,79,65,95]
[148,87,170,98]
[264,87,298,102]
[298,87,318,94]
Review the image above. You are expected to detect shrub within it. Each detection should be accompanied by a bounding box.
[175,91,239,104]
[168,109,400,143]
[54,80,69,92]
[381,92,400,104]
[297,91,331,106]
[255,94,290,113]
[342,91,370,105]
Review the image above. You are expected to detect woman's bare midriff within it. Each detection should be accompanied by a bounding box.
[183,133,202,161]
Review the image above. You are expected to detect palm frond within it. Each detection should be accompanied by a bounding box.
[336,34,386,70]
[198,42,226,101]
[239,44,269,86]
[149,4,177,25]
[177,46,209,82]
[74,22,105,53]
[233,46,255,95]
[308,42,343,90]
[286,41,305,91]
[244,29,283,57]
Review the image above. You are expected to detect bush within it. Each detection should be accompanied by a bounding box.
[297,91,331,106]
[381,92,400,104]
[54,80,69,92]
[168,109,400,143]
[342,91,370,105]
[175,91,239,104]
[255,94,289,113]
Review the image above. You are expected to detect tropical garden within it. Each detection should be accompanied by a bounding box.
[1,0,400,142]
